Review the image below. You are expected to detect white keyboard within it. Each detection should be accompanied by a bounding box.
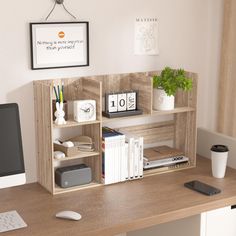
[0,210,27,233]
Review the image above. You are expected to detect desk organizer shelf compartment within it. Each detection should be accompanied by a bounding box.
[34,71,197,195]
[34,78,102,194]
[53,154,101,195]
[97,72,153,116]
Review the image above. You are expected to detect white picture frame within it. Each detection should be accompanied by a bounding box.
[30,22,89,70]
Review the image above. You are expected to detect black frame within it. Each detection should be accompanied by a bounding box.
[30,22,89,70]
[0,103,25,177]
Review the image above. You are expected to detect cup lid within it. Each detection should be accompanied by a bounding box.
[211,144,229,152]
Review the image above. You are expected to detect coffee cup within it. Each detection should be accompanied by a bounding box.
[211,145,229,178]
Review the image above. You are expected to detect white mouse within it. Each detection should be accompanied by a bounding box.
[56,211,82,221]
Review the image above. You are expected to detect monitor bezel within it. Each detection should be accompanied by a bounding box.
[0,103,25,177]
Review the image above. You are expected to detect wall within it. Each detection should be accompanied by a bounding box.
[0,0,223,183]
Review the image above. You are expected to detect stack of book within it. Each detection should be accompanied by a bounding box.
[102,127,143,185]
[124,132,143,180]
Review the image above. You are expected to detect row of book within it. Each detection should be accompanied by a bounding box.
[102,127,143,185]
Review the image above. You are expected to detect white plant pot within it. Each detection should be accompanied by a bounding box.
[153,88,175,111]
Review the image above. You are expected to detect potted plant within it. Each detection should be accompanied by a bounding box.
[153,67,193,110]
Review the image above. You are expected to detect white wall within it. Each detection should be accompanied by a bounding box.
[0,0,223,183]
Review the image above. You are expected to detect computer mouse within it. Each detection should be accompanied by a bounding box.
[56,211,82,221]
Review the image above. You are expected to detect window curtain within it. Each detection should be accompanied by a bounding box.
[218,0,236,136]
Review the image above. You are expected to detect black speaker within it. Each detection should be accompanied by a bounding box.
[55,164,92,188]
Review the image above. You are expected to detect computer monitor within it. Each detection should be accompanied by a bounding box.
[0,103,26,189]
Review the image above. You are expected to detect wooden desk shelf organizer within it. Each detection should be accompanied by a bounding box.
[34,71,197,194]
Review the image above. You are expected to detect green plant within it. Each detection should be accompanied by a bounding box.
[153,67,192,96]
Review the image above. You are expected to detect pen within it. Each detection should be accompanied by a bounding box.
[53,84,59,102]
[60,90,63,103]
[61,82,64,96]
[57,84,60,102]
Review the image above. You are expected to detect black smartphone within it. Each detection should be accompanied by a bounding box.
[184,180,221,196]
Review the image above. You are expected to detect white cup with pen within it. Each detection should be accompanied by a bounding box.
[53,82,67,125]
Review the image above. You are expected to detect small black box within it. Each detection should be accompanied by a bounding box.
[55,164,92,188]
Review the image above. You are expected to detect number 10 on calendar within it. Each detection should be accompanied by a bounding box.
[106,91,137,113]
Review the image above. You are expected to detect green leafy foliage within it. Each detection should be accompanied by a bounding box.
[153,67,193,96]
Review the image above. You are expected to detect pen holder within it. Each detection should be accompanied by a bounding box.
[53,100,68,121]
[54,102,67,125]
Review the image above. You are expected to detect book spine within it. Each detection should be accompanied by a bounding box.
[129,138,134,179]
[124,142,129,180]
[120,135,126,182]
[101,138,105,184]
[134,139,139,178]
[138,137,144,178]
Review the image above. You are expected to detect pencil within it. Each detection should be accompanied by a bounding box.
[53,84,59,102]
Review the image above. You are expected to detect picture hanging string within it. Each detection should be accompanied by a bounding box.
[45,0,77,21]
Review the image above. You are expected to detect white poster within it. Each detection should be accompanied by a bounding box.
[134,18,159,55]
[30,22,89,69]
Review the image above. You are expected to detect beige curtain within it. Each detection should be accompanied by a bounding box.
[218,0,236,136]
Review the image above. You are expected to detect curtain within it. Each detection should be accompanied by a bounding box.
[218,0,236,136]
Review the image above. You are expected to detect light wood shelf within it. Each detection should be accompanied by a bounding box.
[102,106,195,123]
[152,106,195,115]
[53,119,101,129]
[54,182,102,195]
[102,113,150,123]
[53,151,100,163]
[34,70,197,195]
[143,162,191,177]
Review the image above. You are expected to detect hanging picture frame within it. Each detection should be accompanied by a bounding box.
[30,22,89,70]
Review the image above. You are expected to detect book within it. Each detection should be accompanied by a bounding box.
[102,127,125,184]
[122,132,144,180]
[138,137,144,178]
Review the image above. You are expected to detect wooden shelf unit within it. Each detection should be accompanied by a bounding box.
[34,71,197,194]
[54,151,100,162]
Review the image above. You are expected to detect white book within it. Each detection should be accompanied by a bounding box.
[108,137,115,185]
[120,135,126,182]
[111,136,118,183]
[121,131,144,180]
[134,139,139,178]
[102,137,112,185]
[102,133,120,185]
[129,138,135,179]
[114,135,120,183]
[138,137,144,178]
[124,143,129,180]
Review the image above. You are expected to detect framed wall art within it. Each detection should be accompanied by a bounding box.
[30,22,89,70]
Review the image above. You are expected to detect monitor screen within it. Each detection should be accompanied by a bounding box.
[0,103,25,177]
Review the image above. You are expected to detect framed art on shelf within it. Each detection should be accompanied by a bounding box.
[30,22,89,70]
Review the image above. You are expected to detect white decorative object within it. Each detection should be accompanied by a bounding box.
[127,91,137,110]
[153,88,174,111]
[134,18,159,55]
[54,102,66,125]
[211,145,229,178]
[74,100,96,122]
[117,93,127,112]
[107,94,118,113]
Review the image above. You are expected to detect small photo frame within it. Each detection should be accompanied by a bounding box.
[30,22,89,70]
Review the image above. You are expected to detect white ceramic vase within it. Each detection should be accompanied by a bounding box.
[153,88,175,111]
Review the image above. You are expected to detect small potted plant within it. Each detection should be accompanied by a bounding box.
[153,67,192,110]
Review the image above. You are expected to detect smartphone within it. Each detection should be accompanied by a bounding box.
[184,180,221,196]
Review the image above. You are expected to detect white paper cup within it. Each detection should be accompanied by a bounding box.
[211,145,229,178]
